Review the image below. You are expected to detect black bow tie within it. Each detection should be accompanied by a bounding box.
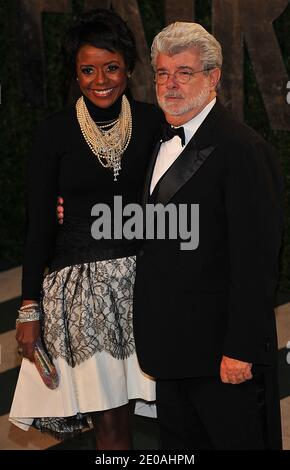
[161,123,185,147]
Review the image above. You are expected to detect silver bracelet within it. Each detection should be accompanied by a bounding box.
[16,317,40,328]
[17,305,41,327]
[19,303,39,311]
[18,311,40,319]
[16,315,40,327]
[18,309,40,319]
[18,305,40,314]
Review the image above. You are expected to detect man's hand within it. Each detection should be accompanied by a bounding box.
[57,196,64,224]
[220,355,252,384]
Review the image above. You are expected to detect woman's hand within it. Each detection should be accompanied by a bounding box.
[16,321,40,362]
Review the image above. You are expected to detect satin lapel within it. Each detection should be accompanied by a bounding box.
[153,138,217,206]
[141,140,161,211]
[142,100,225,208]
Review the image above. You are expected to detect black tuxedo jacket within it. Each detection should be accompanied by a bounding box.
[133,100,284,380]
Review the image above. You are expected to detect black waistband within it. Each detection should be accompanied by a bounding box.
[50,216,141,272]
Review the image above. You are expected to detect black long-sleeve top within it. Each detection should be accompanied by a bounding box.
[22,95,162,300]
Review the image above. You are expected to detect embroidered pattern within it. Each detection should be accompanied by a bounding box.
[41,256,136,367]
[33,414,90,440]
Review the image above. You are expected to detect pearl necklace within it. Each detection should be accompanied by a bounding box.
[76,95,132,181]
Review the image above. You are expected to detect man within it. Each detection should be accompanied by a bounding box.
[132,22,284,450]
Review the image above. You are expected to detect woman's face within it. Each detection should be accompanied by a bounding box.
[76,45,128,108]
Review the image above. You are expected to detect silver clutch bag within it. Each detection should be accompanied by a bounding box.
[34,338,59,390]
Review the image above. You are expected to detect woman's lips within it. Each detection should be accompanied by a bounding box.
[91,88,114,97]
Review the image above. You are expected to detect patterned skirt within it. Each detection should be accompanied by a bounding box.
[9,256,156,439]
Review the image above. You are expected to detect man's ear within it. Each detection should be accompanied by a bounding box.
[209,68,221,89]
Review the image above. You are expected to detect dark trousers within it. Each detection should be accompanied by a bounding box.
[156,376,266,450]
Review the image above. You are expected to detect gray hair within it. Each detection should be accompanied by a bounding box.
[151,22,222,72]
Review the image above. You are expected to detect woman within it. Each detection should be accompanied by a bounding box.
[9,9,162,450]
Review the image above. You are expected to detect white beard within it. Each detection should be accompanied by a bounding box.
[157,86,210,116]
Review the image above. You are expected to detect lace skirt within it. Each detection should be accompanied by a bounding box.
[9,256,156,439]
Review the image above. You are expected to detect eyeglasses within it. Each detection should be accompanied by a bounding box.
[154,68,214,85]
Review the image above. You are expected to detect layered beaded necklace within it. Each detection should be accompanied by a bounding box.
[76,95,132,181]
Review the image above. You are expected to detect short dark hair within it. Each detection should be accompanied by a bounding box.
[63,9,137,75]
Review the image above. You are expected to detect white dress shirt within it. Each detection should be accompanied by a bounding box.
[150,97,216,195]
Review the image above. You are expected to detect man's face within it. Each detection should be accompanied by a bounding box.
[155,47,218,125]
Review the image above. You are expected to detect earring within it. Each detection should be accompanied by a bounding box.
[127,72,132,79]
[76,77,79,81]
